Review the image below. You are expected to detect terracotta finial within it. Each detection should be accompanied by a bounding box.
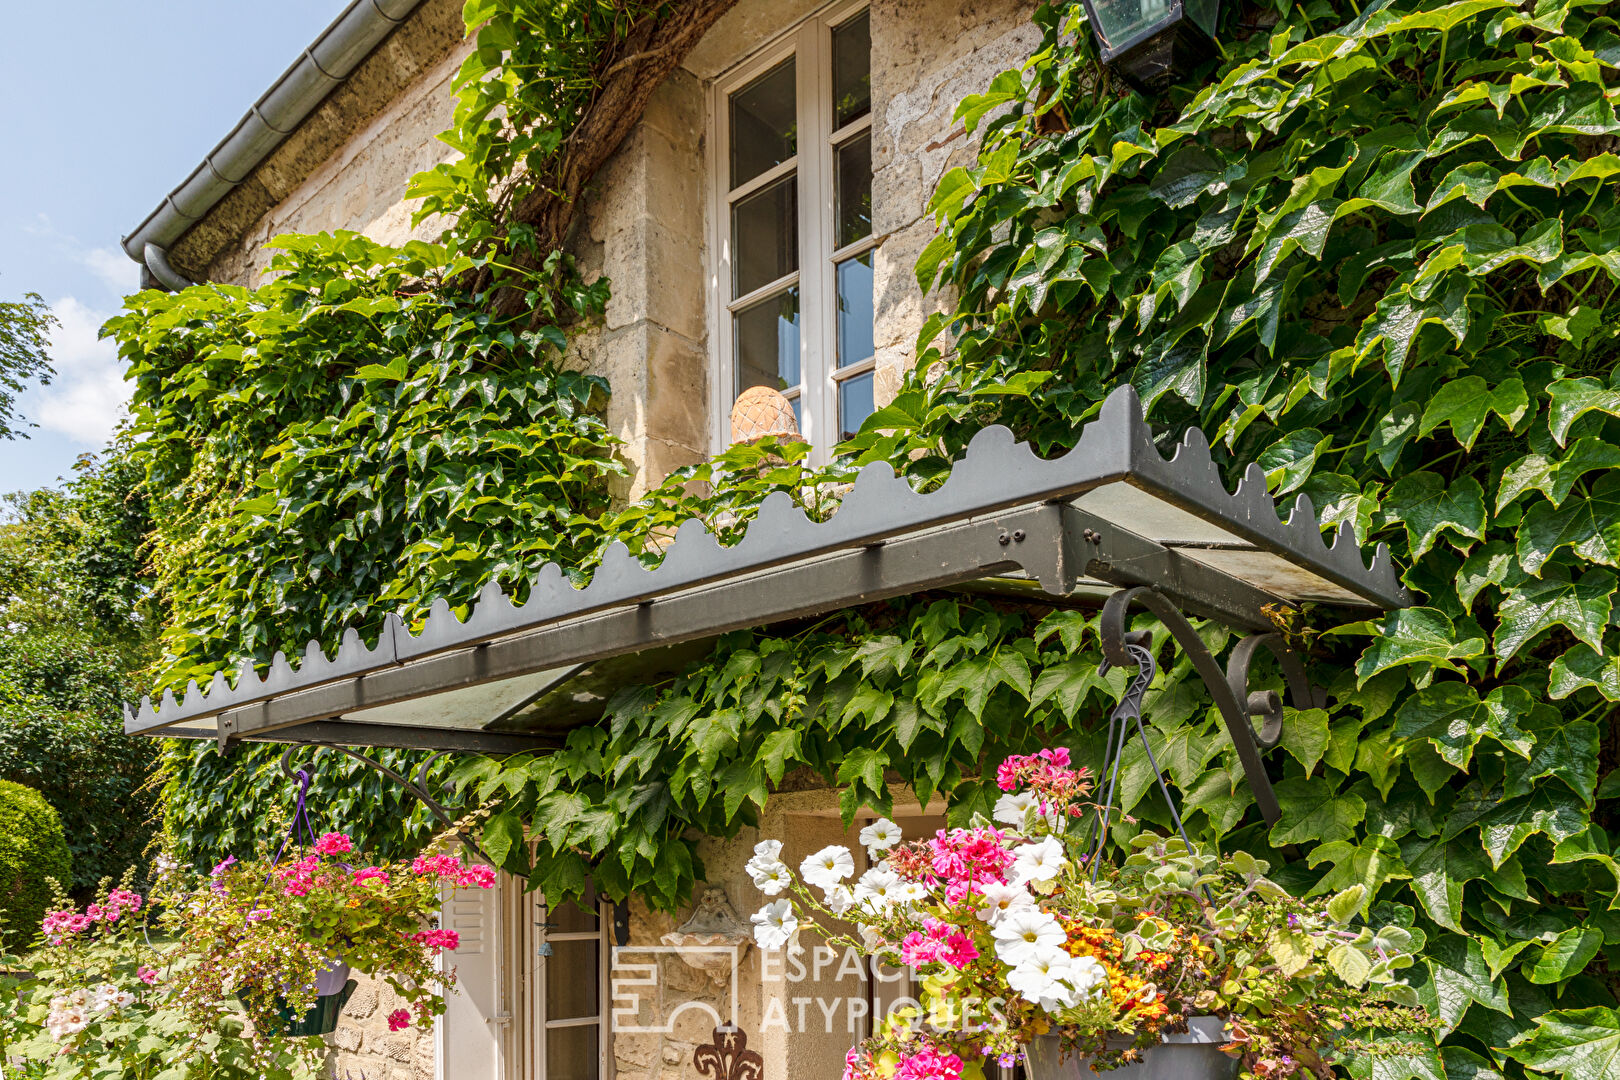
[729,385,801,445]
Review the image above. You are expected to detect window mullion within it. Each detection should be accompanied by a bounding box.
[795,18,831,464]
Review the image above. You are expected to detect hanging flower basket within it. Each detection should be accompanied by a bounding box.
[239,958,355,1037]
[743,643,1430,1078]
[269,979,357,1037]
[1025,1018,1236,1080]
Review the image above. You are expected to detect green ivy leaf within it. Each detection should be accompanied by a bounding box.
[1268,775,1366,845]
[1393,682,1535,767]
[1511,1008,1620,1080]
[1342,1035,1446,1080]
[1478,785,1588,867]
[1418,375,1528,449]
[1494,569,1616,663]
[1279,707,1332,776]
[1506,714,1600,804]
[1548,644,1620,702]
[1355,608,1488,686]
[1517,475,1620,573]
[1305,835,1410,913]
[1528,927,1605,984]
[1400,830,1489,932]
[1383,472,1487,558]
[1497,439,1620,512]
[1419,933,1512,1037]
[1547,377,1620,446]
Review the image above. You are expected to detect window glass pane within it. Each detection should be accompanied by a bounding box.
[835,133,872,248]
[839,370,875,440]
[730,59,797,188]
[832,11,871,129]
[734,288,801,397]
[545,939,600,1020]
[545,1022,599,1080]
[836,252,874,369]
[732,174,798,296]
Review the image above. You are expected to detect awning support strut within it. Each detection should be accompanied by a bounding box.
[1097,586,1320,826]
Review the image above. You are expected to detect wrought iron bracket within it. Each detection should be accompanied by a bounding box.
[1098,586,1321,826]
[277,743,490,865]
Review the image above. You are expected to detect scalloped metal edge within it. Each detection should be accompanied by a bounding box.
[125,385,1409,734]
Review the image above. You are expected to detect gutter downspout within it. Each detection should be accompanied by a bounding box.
[121,0,427,290]
[141,244,196,293]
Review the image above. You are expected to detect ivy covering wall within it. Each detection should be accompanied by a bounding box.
[447,0,1620,1076]
[115,0,1620,1074]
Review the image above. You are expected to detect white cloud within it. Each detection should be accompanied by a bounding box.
[82,246,141,297]
[32,297,130,446]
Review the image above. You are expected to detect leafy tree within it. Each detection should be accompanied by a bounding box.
[0,449,159,892]
[0,290,55,440]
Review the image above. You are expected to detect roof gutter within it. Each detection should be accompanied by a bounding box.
[122,0,428,290]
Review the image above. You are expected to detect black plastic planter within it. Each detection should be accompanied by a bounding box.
[1025,1018,1238,1080]
[272,979,357,1037]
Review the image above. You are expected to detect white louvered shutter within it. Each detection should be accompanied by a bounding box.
[437,879,505,1080]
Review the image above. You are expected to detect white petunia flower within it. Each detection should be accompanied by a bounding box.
[992,908,1065,966]
[976,881,1035,924]
[824,882,857,915]
[853,867,902,913]
[894,881,929,905]
[753,839,784,860]
[1067,954,1110,998]
[859,818,903,854]
[1007,945,1078,1009]
[752,899,799,949]
[993,792,1036,826]
[1010,836,1068,885]
[749,858,792,895]
[800,845,856,889]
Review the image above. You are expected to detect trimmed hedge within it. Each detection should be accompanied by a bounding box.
[0,780,72,950]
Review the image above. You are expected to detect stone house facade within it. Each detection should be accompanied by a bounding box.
[124,0,1039,1077]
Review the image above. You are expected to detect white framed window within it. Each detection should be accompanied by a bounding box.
[522,882,613,1080]
[708,1,875,464]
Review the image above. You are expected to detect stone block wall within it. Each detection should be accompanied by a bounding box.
[323,974,436,1080]
[867,0,1042,402]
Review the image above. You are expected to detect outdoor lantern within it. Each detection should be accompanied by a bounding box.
[1080,0,1219,93]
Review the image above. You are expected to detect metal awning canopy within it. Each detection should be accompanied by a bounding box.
[125,386,1409,756]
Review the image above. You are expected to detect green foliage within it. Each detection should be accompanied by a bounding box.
[449,599,1138,909]
[407,0,659,257]
[107,232,622,691]
[0,451,160,893]
[159,741,463,872]
[451,1,1620,1076]
[106,233,623,863]
[0,780,72,949]
[0,290,55,440]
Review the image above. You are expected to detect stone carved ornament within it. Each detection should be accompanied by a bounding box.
[659,886,752,978]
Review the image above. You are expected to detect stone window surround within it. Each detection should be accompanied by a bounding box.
[704,0,875,466]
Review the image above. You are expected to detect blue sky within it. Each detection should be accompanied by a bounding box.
[0,0,351,493]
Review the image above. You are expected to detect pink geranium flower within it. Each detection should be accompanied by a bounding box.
[388,1008,412,1031]
[314,832,354,856]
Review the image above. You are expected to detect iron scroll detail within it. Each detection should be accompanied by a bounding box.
[1098,586,1318,826]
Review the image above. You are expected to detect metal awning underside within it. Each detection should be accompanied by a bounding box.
[125,386,1410,754]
